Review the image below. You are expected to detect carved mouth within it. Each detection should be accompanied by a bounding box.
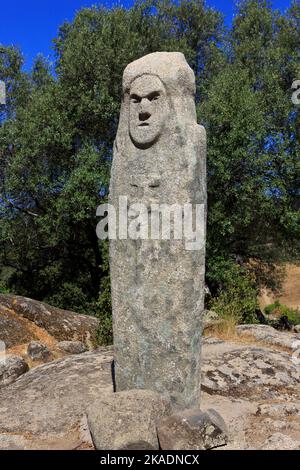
[138,123,149,127]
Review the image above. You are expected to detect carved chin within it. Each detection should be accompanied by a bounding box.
[129,127,161,149]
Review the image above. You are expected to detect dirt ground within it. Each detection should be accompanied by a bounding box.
[259,263,300,311]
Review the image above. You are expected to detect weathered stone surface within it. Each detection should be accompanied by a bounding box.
[109,51,206,408]
[157,408,228,450]
[0,337,299,449]
[0,304,35,348]
[202,341,300,400]
[0,294,99,346]
[256,403,300,419]
[199,339,300,450]
[57,341,87,354]
[0,349,113,449]
[236,324,300,352]
[0,356,29,388]
[260,433,300,450]
[88,389,172,450]
[27,341,52,362]
[294,325,300,333]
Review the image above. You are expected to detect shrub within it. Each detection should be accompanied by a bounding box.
[264,301,300,325]
[209,260,259,324]
[0,281,9,294]
[95,274,113,346]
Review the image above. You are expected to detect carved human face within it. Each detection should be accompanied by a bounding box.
[129,75,169,148]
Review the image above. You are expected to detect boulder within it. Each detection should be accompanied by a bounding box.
[0,294,99,347]
[0,348,113,449]
[157,408,228,450]
[27,341,52,362]
[0,356,29,388]
[236,324,300,352]
[57,341,87,355]
[87,389,172,450]
[202,342,300,401]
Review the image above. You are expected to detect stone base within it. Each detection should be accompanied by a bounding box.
[157,408,229,450]
[87,389,172,450]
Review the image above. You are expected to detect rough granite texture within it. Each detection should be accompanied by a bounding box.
[0,294,99,347]
[157,408,228,450]
[88,389,172,450]
[109,52,206,408]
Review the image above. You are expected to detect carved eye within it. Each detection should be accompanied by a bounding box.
[148,92,160,102]
[130,94,141,104]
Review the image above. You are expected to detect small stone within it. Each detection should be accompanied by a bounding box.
[0,356,29,388]
[57,341,87,354]
[87,389,172,450]
[294,325,300,333]
[27,341,51,361]
[157,408,228,450]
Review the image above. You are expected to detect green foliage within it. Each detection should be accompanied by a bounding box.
[264,300,300,325]
[209,259,259,324]
[95,242,113,345]
[0,280,9,294]
[0,1,299,343]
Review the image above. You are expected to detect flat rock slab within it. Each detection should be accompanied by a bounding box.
[0,294,100,346]
[237,324,300,352]
[88,389,172,450]
[0,348,113,449]
[202,342,300,401]
[201,392,300,450]
[201,340,300,449]
[157,408,228,450]
[260,433,300,450]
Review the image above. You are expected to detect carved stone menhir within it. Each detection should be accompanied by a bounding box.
[109,52,206,409]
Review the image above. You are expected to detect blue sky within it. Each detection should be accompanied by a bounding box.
[0,0,294,71]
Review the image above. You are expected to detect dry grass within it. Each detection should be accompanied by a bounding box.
[204,318,292,354]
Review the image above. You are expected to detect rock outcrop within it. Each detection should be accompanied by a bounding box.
[0,348,113,449]
[201,337,300,450]
[0,317,299,450]
[0,294,99,347]
[236,324,300,352]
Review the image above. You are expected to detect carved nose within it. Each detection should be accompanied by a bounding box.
[139,111,151,122]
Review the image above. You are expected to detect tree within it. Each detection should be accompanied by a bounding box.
[0,1,299,340]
